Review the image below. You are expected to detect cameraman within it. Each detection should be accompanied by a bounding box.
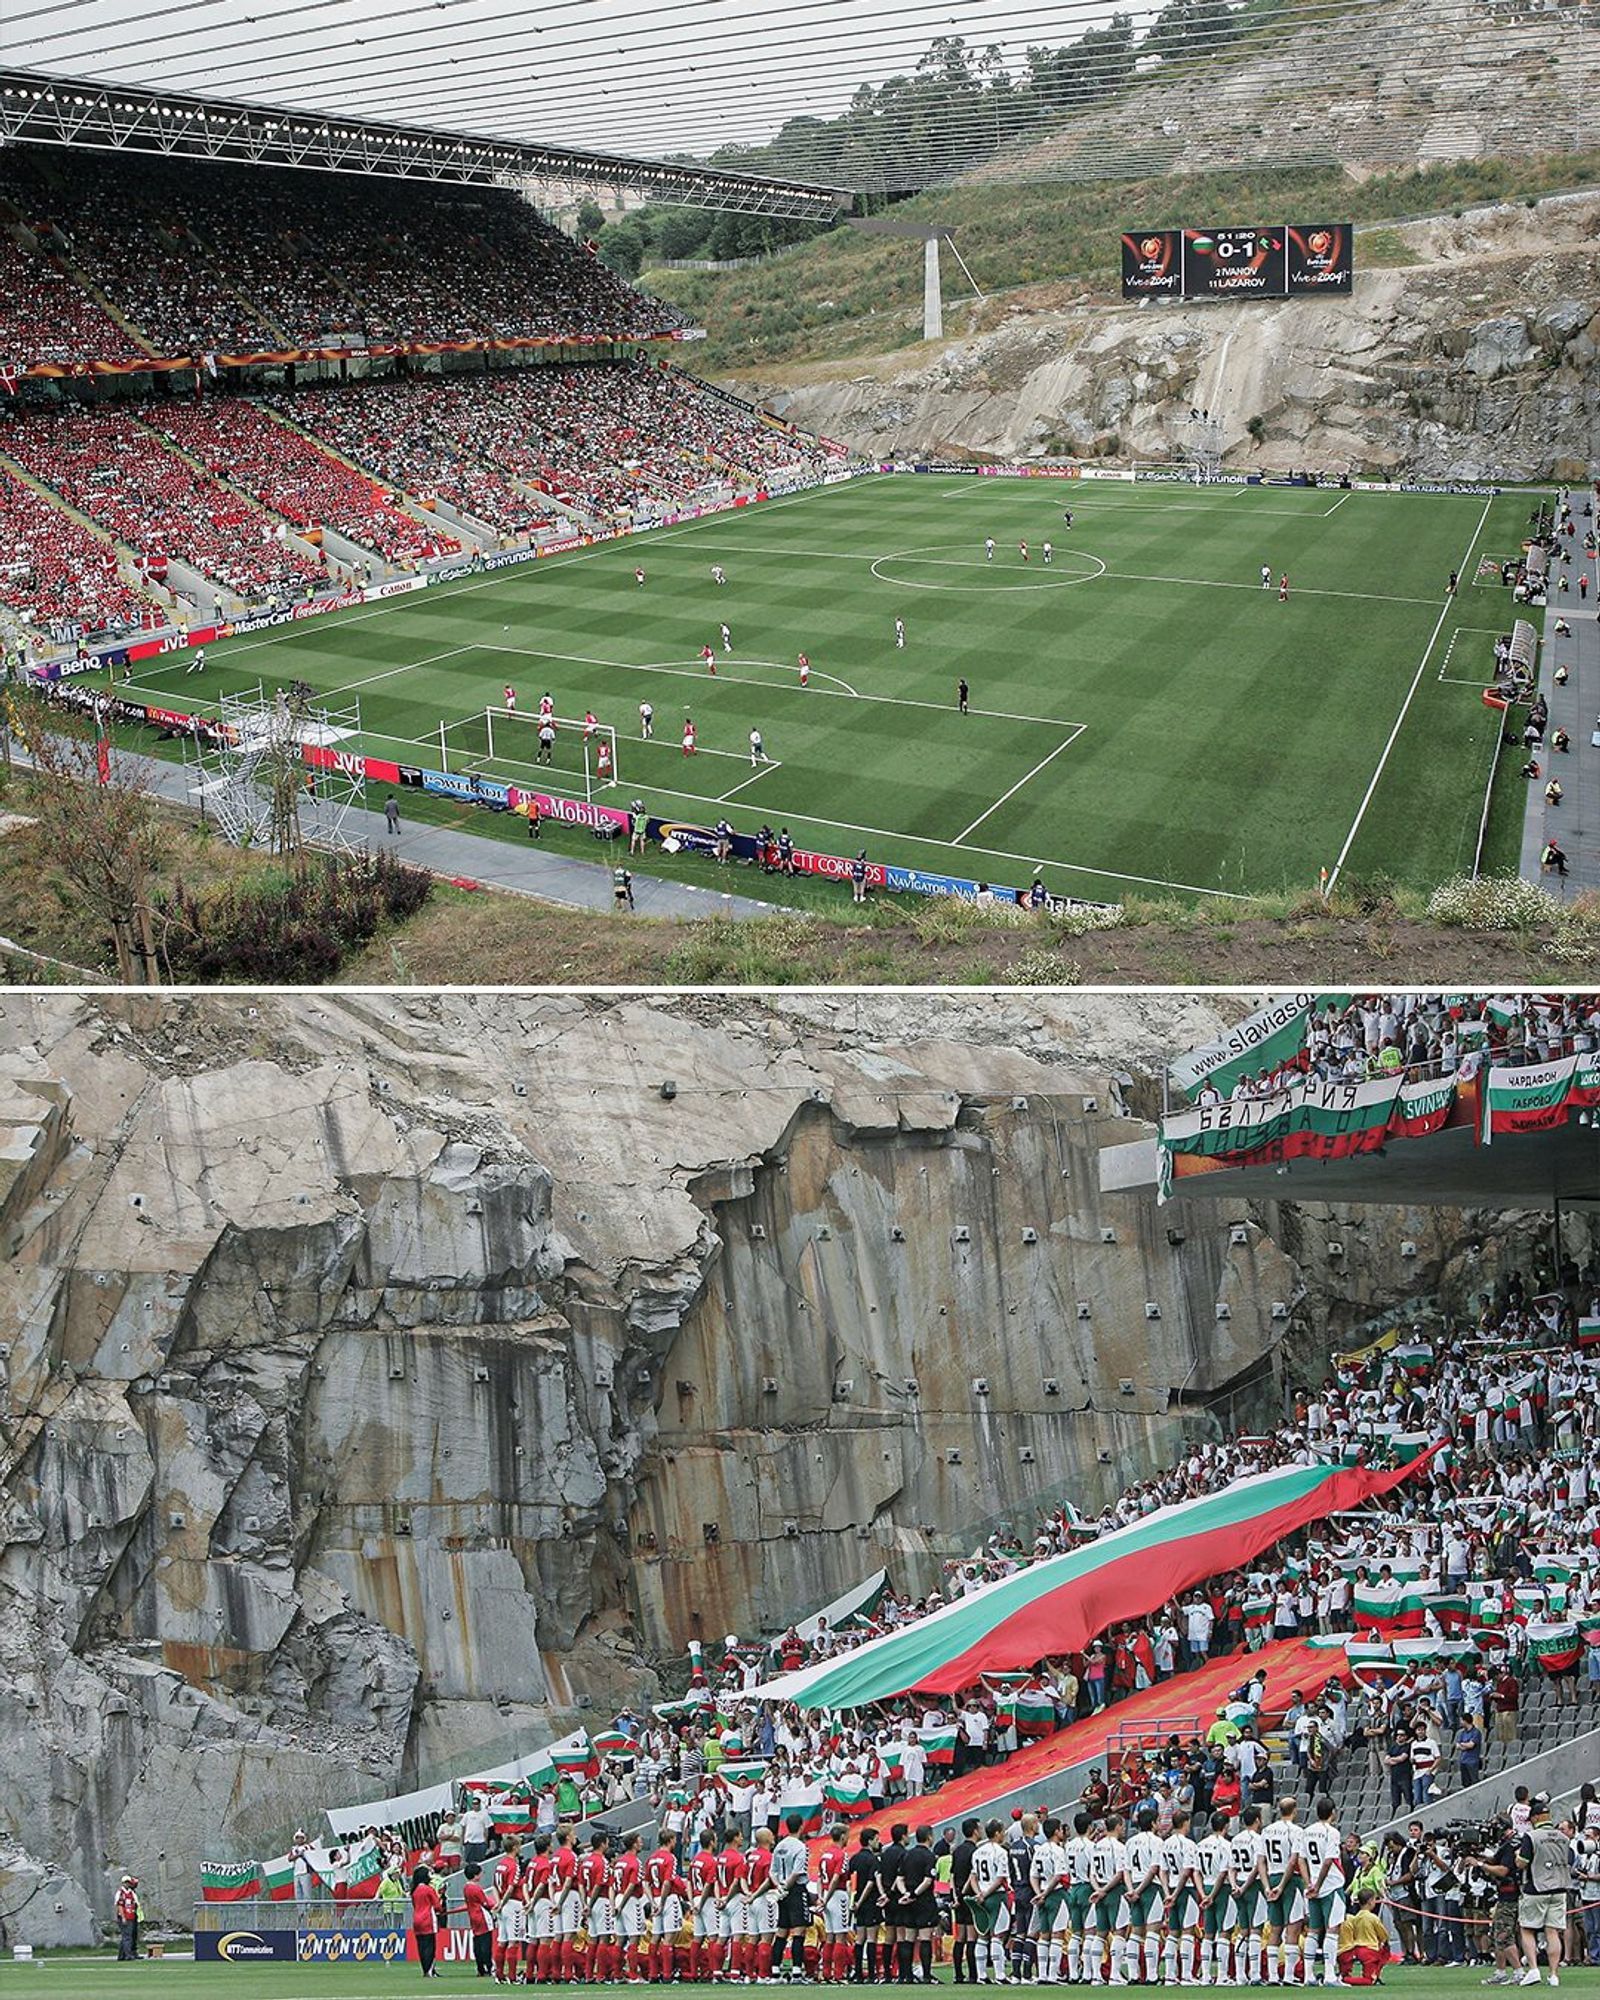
[1473,1814,1528,1987]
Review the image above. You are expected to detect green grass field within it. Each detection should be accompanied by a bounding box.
[113,474,1535,906]
[8,1963,1594,1998]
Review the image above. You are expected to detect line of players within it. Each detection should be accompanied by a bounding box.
[961,1794,1349,1989]
[479,1793,1348,1989]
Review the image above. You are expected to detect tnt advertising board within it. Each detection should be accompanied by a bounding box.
[298,1926,409,1962]
[1120,223,1353,300]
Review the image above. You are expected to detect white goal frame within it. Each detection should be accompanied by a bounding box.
[437,707,620,801]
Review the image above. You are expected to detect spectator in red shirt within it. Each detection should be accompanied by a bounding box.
[1493,1668,1520,1746]
[114,1875,140,1960]
[411,1864,444,1980]
[462,1861,495,1980]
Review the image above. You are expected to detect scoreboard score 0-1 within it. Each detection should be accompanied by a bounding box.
[1120,223,1353,300]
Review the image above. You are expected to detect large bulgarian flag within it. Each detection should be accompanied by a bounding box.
[920,1723,958,1766]
[1483,1053,1600,1142]
[200,1859,262,1902]
[751,1455,1436,1710]
[1352,1579,1428,1636]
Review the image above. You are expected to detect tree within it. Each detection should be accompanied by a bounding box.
[1142,0,1239,63]
[4,687,167,984]
[574,197,606,240]
[596,218,647,279]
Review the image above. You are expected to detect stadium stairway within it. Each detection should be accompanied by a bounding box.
[855,1637,1348,1837]
[1312,1673,1593,1837]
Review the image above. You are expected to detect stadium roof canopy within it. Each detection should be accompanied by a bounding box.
[10,0,1600,195]
[0,66,846,217]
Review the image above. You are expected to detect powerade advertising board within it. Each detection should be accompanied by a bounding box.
[1120,229,1182,297]
[1181,227,1286,299]
[1120,224,1353,300]
[1286,223,1354,295]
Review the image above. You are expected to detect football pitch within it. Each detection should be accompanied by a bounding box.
[117,475,1534,904]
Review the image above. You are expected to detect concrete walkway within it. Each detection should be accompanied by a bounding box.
[120,747,781,923]
[1520,526,1599,897]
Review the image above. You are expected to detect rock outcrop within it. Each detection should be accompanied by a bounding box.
[729,195,1600,482]
[0,992,1556,1940]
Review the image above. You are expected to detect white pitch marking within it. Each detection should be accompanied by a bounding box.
[1326,494,1495,894]
[717,760,785,802]
[952,728,1086,845]
[1322,492,1350,515]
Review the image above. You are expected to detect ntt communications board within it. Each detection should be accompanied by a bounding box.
[1121,225,1352,299]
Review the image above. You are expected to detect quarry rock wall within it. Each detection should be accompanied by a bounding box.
[0,992,1555,1940]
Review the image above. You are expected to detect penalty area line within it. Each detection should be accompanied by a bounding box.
[952,726,1086,845]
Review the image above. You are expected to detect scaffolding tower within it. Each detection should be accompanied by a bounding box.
[188,683,367,855]
[1181,410,1225,483]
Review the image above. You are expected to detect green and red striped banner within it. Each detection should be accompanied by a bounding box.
[755,1454,1435,1710]
[1483,1054,1600,1142]
[200,1860,262,1903]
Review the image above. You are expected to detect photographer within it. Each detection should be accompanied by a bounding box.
[1472,1816,1526,1987]
[1573,1817,1600,1968]
[1517,1793,1572,1987]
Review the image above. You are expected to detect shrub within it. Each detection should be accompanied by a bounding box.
[159,847,433,982]
[1425,873,1561,932]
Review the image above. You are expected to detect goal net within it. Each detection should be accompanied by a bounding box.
[437,707,621,801]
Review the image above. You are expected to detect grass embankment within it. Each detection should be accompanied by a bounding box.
[646,155,1600,373]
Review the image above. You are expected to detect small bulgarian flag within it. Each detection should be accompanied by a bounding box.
[779,1784,825,1835]
[342,1837,384,1898]
[261,1854,297,1903]
[921,1723,958,1765]
[878,1743,908,1779]
[1527,1620,1582,1674]
[689,1639,705,1684]
[1353,1581,1426,1635]
[718,1758,769,1784]
[200,1859,262,1902]
[1346,1639,1395,1670]
[1241,1596,1273,1631]
[1579,1319,1600,1351]
[553,1739,598,1779]
[823,1774,871,1817]
[490,1800,537,1837]
[1014,1690,1055,1736]
[1534,1559,1579,1585]
[1426,1590,1470,1631]
[1468,1583,1506,1626]
[593,1729,636,1757]
[1390,1342,1433,1375]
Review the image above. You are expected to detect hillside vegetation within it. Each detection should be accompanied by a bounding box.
[642,153,1600,373]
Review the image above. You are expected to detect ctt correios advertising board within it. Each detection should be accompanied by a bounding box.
[1121,224,1353,300]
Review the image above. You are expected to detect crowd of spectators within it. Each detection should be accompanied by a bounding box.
[0,461,157,642]
[262,380,557,540]
[1201,994,1600,1105]
[0,145,685,362]
[151,399,462,566]
[0,229,149,371]
[0,406,327,603]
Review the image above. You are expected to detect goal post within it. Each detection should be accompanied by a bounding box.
[440,706,620,801]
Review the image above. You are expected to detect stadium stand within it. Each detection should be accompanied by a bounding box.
[0,145,686,360]
[0,406,328,603]
[148,399,464,567]
[0,461,158,644]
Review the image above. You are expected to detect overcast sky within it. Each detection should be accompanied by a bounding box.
[2,0,1148,159]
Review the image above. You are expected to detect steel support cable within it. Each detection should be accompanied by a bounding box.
[92,4,1534,149]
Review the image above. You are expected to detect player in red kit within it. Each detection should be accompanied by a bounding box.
[745,1831,777,1983]
[797,653,810,689]
[504,685,517,713]
[525,1836,556,1982]
[715,1831,749,1980]
[494,1839,526,1985]
[816,1823,852,1984]
[702,644,717,676]
[645,1841,683,1984]
[580,1830,614,1983]
[1279,573,1290,602]
[584,710,598,739]
[615,1831,648,1984]
[552,1829,583,1983]
[690,1835,721,1980]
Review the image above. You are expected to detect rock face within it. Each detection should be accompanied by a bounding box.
[0,992,1557,1940]
[728,195,1600,482]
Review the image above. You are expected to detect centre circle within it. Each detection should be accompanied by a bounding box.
[869,544,1107,592]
